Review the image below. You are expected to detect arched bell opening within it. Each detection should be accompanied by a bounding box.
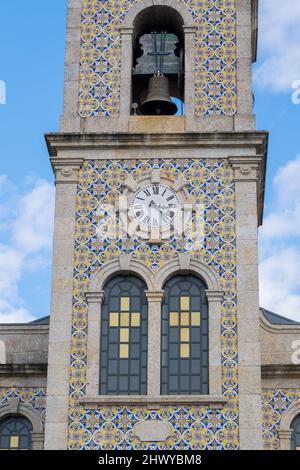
[131,5,185,116]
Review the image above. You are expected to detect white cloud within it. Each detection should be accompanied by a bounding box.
[259,155,300,322]
[254,0,300,91]
[0,178,55,324]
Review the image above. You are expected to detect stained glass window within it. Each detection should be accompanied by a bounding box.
[161,275,209,395]
[100,275,148,395]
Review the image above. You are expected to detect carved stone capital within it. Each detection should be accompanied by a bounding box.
[228,156,262,182]
[145,291,165,303]
[85,291,105,305]
[205,290,224,303]
[50,157,83,184]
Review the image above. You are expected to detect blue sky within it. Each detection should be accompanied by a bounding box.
[0,0,300,322]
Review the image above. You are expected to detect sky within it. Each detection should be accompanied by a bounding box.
[0,1,300,323]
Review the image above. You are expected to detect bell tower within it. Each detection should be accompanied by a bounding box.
[45,0,268,450]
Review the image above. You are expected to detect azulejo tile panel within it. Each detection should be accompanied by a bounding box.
[0,388,47,420]
[68,159,239,450]
[262,389,300,450]
[79,0,237,117]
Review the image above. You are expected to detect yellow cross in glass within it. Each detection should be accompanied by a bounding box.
[109,297,141,359]
[169,296,201,358]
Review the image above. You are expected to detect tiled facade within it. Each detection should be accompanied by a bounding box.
[68,159,238,449]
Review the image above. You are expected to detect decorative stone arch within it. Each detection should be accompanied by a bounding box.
[89,254,155,293]
[122,0,195,29]
[119,0,196,123]
[155,254,221,291]
[0,398,44,450]
[279,400,300,450]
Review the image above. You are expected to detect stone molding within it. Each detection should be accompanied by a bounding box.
[260,311,300,335]
[45,132,269,155]
[80,395,228,410]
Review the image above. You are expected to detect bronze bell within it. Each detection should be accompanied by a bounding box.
[139,74,178,116]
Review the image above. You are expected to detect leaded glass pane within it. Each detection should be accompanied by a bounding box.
[161,275,209,395]
[100,275,148,395]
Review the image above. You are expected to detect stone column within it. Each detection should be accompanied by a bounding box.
[230,156,263,450]
[119,27,134,131]
[183,26,196,131]
[44,159,82,450]
[86,291,105,396]
[206,291,224,396]
[32,433,45,450]
[279,430,292,450]
[146,291,164,396]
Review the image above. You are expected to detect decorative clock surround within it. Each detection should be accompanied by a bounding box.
[121,170,193,242]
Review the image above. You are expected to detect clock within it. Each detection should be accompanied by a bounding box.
[131,184,181,230]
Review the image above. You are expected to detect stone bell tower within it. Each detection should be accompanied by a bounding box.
[45,0,268,450]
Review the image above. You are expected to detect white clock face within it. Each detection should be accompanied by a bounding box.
[131,184,181,230]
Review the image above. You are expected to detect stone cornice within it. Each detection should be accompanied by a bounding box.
[0,363,47,375]
[45,131,268,156]
[261,364,300,379]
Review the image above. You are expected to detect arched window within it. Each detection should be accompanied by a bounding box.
[100,275,148,395]
[161,275,209,395]
[292,414,300,450]
[0,416,33,450]
[131,5,185,116]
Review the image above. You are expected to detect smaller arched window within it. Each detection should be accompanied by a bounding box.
[161,275,209,395]
[291,414,300,450]
[0,416,33,450]
[100,275,148,395]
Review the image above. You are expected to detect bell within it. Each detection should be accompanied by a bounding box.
[139,74,178,116]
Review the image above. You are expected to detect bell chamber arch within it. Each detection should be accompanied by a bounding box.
[100,275,148,396]
[131,5,185,116]
[161,274,209,395]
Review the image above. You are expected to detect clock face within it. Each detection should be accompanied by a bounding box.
[131,184,181,230]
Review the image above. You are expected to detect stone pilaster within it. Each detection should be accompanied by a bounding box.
[229,156,263,450]
[44,159,82,450]
[145,291,164,396]
[85,291,105,396]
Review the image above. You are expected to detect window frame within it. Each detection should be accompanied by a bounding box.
[0,415,33,450]
[83,255,225,408]
[161,275,209,395]
[99,275,148,396]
